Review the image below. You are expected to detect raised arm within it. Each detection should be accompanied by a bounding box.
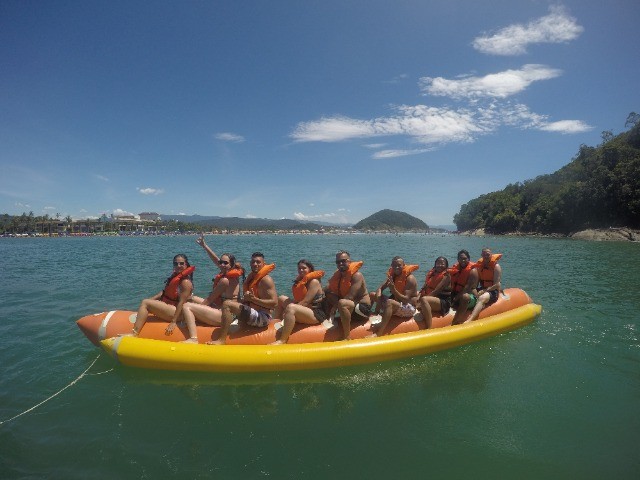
[196,234,220,266]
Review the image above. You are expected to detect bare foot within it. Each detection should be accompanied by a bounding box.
[118,330,138,338]
[181,337,199,344]
[206,339,226,345]
[269,340,285,345]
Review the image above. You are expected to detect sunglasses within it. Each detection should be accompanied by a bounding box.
[218,260,230,265]
[173,261,185,266]
[336,259,349,264]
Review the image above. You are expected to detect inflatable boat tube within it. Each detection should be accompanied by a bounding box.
[100,303,541,372]
[78,288,534,346]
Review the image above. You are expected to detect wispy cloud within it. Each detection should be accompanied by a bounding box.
[291,105,488,145]
[215,132,245,143]
[420,64,561,100]
[538,119,592,134]
[472,6,583,56]
[363,143,387,149]
[293,211,350,224]
[290,100,591,149]
[383,74,409,84]
[372,148,433,159]
[112,208,136,217]
[137,187,164,196]
[93,174,109,182]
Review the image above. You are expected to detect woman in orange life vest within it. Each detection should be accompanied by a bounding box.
[180,235,245,343]
[466,247,502,323]
[270,259,327,345]
[209,252,278,345]
[369,256,419,337]
[124,254,195,337]
[416,256,451,329]
[450,249,480,325]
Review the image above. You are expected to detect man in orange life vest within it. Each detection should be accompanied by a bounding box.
[324,250,372,340]
[209,252,278,345]
[466,247,502,322]
[450,249,479,325]
[369,256,419,337]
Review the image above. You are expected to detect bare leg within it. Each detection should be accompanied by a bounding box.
[123,298,175,336]
[338,298,355,340]
[272,304,318,344]
[273,295,292,320]
[180,304,199,343]
[467,292,490,323]
[452,294,471,325]
[207,300,241,345]
[369,298,398,337]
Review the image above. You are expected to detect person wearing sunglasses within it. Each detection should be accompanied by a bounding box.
[123,254,195,337]
[209,251,278,345]
[324,250,371,340]
[180,235,245,343]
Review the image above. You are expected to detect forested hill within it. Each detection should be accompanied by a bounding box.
[353,209,429,231]
[453,116,640,235]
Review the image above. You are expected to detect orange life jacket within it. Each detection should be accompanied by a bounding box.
[244,264,276,297]
[449,262,475,295]
[475,253,502,289]
[328,261,363,298]
[292,270,325,303]
[213,267,244,289]
[420,268,450,296]
[387,264,419,294]
[161,265,195,306]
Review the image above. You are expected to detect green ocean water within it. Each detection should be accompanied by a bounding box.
[0,234,638,479]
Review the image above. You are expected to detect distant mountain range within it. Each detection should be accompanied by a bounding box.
[160,214,335,230]
[160,211,453,232]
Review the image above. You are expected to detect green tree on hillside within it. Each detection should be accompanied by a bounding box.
[454,116,640,234]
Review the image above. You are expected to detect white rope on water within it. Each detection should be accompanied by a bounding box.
[0,353,105,426]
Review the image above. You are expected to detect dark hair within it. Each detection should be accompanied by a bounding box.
[391,256,403,264]
[335,250,350,258]
[251,252,265,260]
[297,259,315,271]
[221,253,245,275]
[167,254,193,284]
[174,253,190,267]
[434,256,449,268]
[457,249,470,260]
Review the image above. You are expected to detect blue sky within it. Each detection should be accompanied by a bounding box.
[1,1,638,226]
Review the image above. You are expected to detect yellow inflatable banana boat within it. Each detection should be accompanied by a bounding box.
[100,302,541,373]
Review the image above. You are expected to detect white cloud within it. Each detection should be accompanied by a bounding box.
[363,143,387,149]
[291,116,376,142]
[93,174,109,182]
[290,100,591,154]
[372,148,432,159]
[245,214,257,218]
[112,208,137,218]
[472,6,584,56]
[44,206,56,210]
[420,64,561,100]
[137,187,164,196]
[294,211,350,224]
[538,120,592,134]
[215,132,245,143]
[291,105,488,146]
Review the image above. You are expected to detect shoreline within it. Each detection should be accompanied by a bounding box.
[458,227,640,242]
[3,227,639,242]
